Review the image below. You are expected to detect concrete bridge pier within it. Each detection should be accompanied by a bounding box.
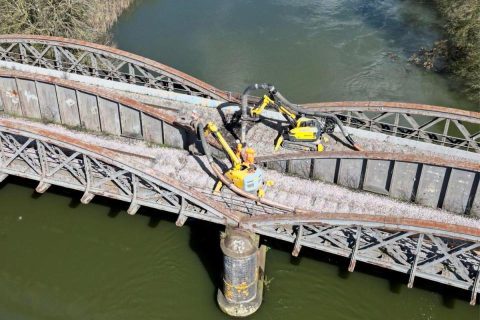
[217,227,266,317]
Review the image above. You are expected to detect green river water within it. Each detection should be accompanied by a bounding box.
[1,0,479,319]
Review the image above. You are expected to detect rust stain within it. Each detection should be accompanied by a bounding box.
[257,151,480,172]
[0,34,234,102]
[242,213,480,239]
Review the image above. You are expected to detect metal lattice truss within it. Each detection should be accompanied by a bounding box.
[0,128,234,226]
[1,36,478,153]
[251,221,480,305]
[1,120,480,304]
[305,103,480,153]
[0,35,229,100]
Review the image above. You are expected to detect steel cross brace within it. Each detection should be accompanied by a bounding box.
[35,140,51,193]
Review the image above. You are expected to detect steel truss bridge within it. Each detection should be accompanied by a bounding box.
[0,34,479,305]
[0,34,478,153]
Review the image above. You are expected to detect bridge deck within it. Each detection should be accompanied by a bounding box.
[1,99,479,304]
[4,115,478,231]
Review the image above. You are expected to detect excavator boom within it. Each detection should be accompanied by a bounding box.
[204,122,242,168]
[250,94,297,126]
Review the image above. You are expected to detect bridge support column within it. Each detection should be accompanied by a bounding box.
[217,227,265,317]
[80,192,95,204]
[35,181,51,194]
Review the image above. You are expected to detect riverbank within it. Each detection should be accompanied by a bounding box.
[0,0,135,44]
[411,0,479,103]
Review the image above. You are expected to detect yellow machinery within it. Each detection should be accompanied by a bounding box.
[238,83,361,152]
[202,122,272,197]
[250,94,330,152]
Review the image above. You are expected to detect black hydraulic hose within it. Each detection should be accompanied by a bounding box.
[240,83,363,151]
[196,121,236,189]
[196,121,214,164]
[240,83,276,143]
[272,90,362,150]
[195,121,305,213]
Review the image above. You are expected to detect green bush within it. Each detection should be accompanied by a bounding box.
[435,0,480,103]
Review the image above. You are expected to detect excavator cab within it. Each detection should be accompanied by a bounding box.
[239,83,362,152]
[248,94,326,151]
[288,117,323,142]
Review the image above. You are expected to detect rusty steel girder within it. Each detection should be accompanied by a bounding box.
[257,151,480,216]
[303,101,480,153]
[0,35,478,152]
[0,34,231,101]
[0,69,478,217]
[0,117,479,304]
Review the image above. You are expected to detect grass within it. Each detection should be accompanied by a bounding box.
[0,0,136,44]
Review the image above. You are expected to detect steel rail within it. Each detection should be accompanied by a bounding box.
[304,101,480,122]
[0,117,479,303]
[0,34,231,101]
[257,151,480,172]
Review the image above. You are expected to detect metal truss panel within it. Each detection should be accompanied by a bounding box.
[0,35,230,101]
[251,222,480,303]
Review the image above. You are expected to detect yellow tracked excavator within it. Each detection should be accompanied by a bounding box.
[236,83,362,152]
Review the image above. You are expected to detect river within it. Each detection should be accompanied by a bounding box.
[0,0,479,319]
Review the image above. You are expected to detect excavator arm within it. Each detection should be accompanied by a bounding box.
[250,94,298,126]
[204,122,242,168]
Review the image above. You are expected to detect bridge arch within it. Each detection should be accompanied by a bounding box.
[0,34,478,152]
[0,34,231,101]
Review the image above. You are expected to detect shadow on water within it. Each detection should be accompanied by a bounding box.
[137,205,224,303]
[2,177,473,308]
[5,175,130,219]
[3,176,224,303]
[0,176,9,191]
[68,196,81,209]
[261,234,471,308]
[137,206,177,228]
[188,219,224,301]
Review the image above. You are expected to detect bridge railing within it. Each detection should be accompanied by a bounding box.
[0,34,231,101]
[243,213,480,305]
[304,101,480,153]
[1,35,478,153]
[0,118,239,225]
